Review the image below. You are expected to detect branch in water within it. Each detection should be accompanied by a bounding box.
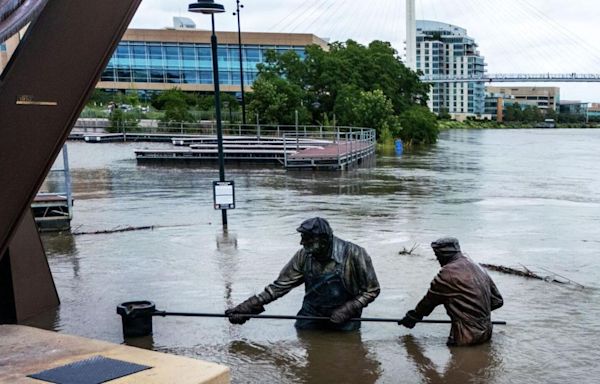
[480,263,585,288]
[72,225,154,236]
[399,243,419,255]
[479,263,545,280]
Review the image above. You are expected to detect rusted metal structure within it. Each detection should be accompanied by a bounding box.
[0,0,142,323]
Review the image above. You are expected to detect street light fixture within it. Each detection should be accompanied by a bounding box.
[233,0,247,126]
[189,0,229,228]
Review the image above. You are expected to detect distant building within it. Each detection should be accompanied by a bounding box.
[588,103,600,119]
[559,100,588,116]
[415,20,486,118]
[486,86,560,113]
[172,17,196,29]
[484,92,515,121]
[97,28,328,95]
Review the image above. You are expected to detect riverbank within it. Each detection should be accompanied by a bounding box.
[438,120,600,129]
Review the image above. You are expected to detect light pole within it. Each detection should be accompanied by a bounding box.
[233,0,247,126]
[189,0,228,227]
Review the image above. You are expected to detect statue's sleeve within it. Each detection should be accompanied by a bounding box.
[256,249,305,305]
[349,245,380,307]
[414,270,451,317]
[489,276,503,310]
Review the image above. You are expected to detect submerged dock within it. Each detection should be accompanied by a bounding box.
[133,126,376,170]
[284,140,376,170]
[32,194,72,232]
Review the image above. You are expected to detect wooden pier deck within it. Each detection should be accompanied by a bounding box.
[136,148,290,163]
[32,194,72,232]
[285,140,376,170]
[135,135,331,165]
[81,133,186,143]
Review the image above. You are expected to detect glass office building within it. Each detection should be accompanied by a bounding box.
[97,29,328,93]
[415,20,486,116]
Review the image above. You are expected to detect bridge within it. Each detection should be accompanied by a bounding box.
[420,73,600,84]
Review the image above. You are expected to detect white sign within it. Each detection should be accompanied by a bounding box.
[213,181,235,210]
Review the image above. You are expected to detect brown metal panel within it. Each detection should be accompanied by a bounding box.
[0,0,142,257]
[7,210,59,321]
[0,249,17,323]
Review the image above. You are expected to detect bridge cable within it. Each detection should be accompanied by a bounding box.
[288,0,335,33]
[268,0,324,32]
[476,0,551,72]
[302,0,341,36]
[520,0,600,67]
[471,0,559,73]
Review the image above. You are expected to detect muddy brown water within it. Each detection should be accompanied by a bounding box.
[27,129,600,383]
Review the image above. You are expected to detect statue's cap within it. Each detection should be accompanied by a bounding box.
[431,237,460,252]
[296,217,333,237]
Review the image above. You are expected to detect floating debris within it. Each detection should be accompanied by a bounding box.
[399,243,419,255]
[73,225,154,236]
[479,263,544,280]
[538,266,586,289]
[480,263,585,289]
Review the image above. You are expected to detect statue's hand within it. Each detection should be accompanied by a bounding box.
[398,310,421,329]
[330,300,363,324]
[225,295,265,325]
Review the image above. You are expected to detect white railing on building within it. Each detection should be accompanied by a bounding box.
[421,73,600,83]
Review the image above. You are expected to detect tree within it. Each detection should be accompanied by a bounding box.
[522,105,542,122]
[545,108,558,120]
[154,88,195,124]
[504,102,522,122]
[88,89,113,107]
[437,107,451,120]
[108,108,140,133]
[398,106,439,146]
[248,76,310,125]
[251,39,432,143]
[343,89,400,141]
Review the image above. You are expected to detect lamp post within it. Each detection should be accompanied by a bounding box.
[189,0,228,227]
[233,0,247,126]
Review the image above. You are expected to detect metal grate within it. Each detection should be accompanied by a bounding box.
[28,355,151,384]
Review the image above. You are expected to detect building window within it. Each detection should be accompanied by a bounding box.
[103,40,313,88]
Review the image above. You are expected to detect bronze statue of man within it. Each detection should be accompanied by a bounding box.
[399,237,503,346]
[226,217,380,331]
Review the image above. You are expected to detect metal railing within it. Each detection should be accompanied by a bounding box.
[72,119,375,140]
[283,127,377,169]
[421,73,600,83]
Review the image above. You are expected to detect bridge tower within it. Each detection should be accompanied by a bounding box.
[406,0,416,71]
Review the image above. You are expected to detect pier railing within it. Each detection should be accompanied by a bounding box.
[283,127,377,170]
[72,120,375,140]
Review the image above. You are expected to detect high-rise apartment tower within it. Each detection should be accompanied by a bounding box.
[415,20,486,117]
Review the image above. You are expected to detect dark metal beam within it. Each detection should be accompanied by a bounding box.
[0,0,142,258]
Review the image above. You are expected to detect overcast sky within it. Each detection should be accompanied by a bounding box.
[130,0,600,102]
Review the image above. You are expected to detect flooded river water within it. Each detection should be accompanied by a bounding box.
[29,129,600,383]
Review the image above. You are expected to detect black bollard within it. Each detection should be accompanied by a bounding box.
[116,301,156,337]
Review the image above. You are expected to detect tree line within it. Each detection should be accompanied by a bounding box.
[247,40,438,145]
